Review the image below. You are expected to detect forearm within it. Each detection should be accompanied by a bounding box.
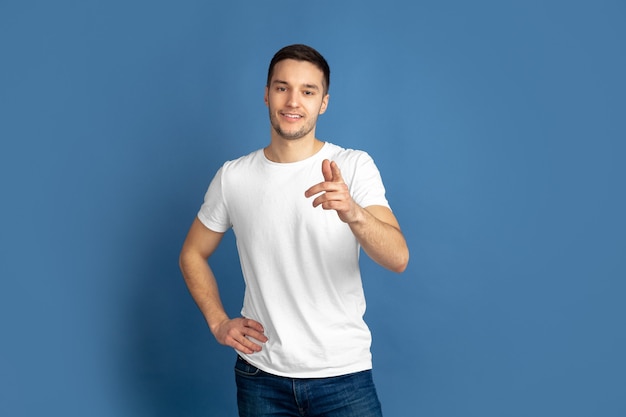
[179,251,229,334]
[348,206,409,273]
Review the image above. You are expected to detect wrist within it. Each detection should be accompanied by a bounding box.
[207,314,230,335]
[345,205,367,225]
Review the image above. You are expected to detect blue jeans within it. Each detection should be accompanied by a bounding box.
[234,356,383,417]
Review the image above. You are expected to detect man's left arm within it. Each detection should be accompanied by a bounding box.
[305,159,409,273]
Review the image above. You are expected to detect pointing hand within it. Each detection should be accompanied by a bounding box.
[305,159,360,224]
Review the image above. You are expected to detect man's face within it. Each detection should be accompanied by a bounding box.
[265,59,329,141]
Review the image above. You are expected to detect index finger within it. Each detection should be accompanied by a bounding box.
[243,318,265,333]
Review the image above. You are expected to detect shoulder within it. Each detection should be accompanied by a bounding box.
[323,142,374,166]
[221,148,264,172]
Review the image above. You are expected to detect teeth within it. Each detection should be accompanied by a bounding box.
[284,113,301,119]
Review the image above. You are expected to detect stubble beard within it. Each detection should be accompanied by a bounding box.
[268,108,318,140]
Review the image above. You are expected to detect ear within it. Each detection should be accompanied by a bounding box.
[319,93,330,115]
[264,86,269,107]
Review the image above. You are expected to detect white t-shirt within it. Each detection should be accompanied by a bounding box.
[198,142,389,378]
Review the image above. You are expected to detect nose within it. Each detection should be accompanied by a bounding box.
[286,90,299,107]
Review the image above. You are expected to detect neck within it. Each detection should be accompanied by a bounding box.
[264,137,324,163]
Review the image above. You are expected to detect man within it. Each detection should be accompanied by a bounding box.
[179,44,409,417]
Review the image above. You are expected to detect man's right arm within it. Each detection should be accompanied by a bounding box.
[179,217,267,354]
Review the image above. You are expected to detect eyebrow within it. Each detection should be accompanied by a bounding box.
[272,79,321,91]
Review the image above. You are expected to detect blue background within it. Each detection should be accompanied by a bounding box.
[1,1,624,416]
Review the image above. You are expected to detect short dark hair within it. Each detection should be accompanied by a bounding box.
[266,44,330,94]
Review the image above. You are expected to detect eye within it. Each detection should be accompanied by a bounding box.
[303,90,314,96]
[276,86,287,92]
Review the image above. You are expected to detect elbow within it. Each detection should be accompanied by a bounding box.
[178,247,196,277]
[178,246,189,270]
[389,248,410,274]
[369,243,409,273]
[393,259,409,274]
[178,250,188,276]
[178,252,186,272]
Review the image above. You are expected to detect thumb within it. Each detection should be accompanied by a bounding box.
[321,159,333,182]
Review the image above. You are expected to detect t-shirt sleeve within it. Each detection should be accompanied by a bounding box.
[197,166,232,233]
[349,152,390,209]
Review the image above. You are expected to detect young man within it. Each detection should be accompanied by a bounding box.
[179,44,409,417]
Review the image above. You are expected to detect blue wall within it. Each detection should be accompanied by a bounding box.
[1,1,624,416]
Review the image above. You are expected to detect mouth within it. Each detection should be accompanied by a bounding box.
[280,112,303,120]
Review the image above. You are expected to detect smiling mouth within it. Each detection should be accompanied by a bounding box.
[281,112,302,120]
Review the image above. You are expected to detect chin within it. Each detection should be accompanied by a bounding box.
[273,127,305,140]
